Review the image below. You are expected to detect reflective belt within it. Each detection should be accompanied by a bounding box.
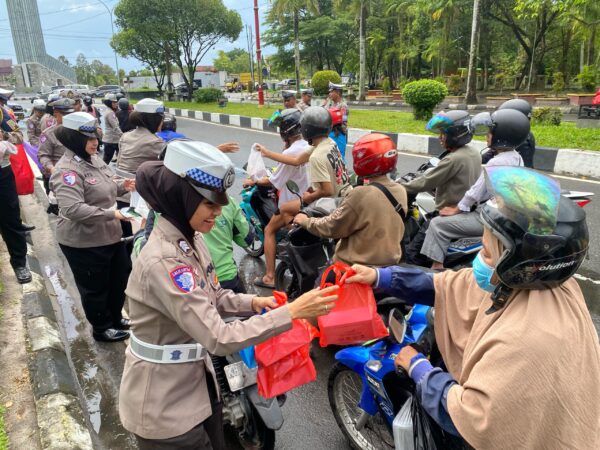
[129,332,207,364]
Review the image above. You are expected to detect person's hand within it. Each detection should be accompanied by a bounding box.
[123,179,136,192]
[293,213,309,226]
[394,345,420,372]
[346,264,377,285]
[287,285,339,320]
[252,296,278,313]
[217,142,240,153]
[439,206,460,216]
[257,144,272,158]
[115,210,133,221]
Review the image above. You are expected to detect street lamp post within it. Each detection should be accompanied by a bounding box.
[98,0,121,87]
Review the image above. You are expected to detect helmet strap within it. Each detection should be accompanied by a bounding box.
[486,284,513,314]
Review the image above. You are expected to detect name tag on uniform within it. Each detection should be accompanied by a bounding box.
[85,177,98,185]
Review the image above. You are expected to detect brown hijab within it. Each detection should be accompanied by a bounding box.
[136,161,203,242]
[433,228,600,449]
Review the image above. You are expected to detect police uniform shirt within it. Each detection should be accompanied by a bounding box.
[38,124,70,173]
[26,114,43,147]
[1,106,23,167]
[40,113,56,132]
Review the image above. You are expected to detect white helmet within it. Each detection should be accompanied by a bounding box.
[163,140,235,205]
[32,99,47,111]
[134,98,165,114]
[104,93,117,102]
[62,112,98,137]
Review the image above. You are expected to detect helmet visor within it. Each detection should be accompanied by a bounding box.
[268,110,282,127]
[468,112,493,135]
[484,166,561,235]
[425,113,454,133]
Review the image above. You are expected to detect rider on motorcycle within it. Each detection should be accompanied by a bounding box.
[402,110,482,265]
[255,106,351,288]
[347,166,599,449]
[422,109,527,269]
[293,133,407,266]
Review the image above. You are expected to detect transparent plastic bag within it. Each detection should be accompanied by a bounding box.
[247,143,268,181]
[393,396,415,450]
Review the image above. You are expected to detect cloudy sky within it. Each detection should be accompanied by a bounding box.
[0,0,272,73]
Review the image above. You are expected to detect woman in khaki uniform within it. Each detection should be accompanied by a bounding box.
[50,112,136,342]
[120,140,338,449]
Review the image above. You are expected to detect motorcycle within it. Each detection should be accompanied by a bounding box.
[212,318,284,449]
[399,154,594,268]
[239,183,279,257]
[328,303,457,450]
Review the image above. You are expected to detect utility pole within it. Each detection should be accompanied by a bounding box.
[254,0,264,106]
[465,0,480,104]
[98,0,120,87]
[246,25,255,91]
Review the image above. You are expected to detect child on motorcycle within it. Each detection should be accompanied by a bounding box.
[402,110,482,265]
[293,133,407,267]
[422,109,526,269]
[347,166,599,449]
[255,106,351,288]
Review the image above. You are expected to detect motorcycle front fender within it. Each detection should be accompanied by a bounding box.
[246,385,284,430]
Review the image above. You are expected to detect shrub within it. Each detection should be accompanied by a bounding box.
[551,72,565,97]
[382,77,392,94]
[311,70,342,96]
[193,88,223,103]
[576,65,597,92]
[447,74,461,95]
[532,107,562,126]
[402,79,448,120]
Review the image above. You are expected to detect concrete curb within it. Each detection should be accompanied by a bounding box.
[168,107,599,178]
[22,252,94,450]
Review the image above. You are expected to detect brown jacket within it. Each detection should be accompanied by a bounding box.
[117,127,165,174]
[103,109,122,144]
[119,219,292,440]
[38,124,69,173]
[304,176,407,266]
[402,143,481,209]
[26,114,43,147]
[40,113,55,132]
[50,149,126,248]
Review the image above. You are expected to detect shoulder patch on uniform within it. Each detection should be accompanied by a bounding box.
[177,239,191,254]
[62,171,77,186]
[170,266,196,293]
[28,122,34,129]
[39,134,47,144]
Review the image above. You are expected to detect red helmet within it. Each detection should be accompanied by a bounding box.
[352,133,398,177]
[328,107,344,126]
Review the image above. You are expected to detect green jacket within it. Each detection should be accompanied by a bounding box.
[204,197,252,282]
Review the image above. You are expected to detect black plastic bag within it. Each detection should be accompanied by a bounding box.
[410,393,465,450]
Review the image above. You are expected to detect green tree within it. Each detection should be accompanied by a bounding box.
[213,49,252,73]
[57,55,71,67]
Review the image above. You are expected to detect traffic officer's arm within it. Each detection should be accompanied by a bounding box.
[50,169,118,222]
[26,121,37,145]
[1,111,23,144]
[37,132,54,173]
[147,258,292,356]
[401,156,457,195]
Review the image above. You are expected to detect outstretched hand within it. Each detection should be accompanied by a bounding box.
[345,264,377,286]
[217,142,240,153]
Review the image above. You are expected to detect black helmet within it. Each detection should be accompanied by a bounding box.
[116,92,125,101]
[480,167,588,295]
[300,106,331,143]
[162,113,177,131]
[277,108,302,139]
[426,110,473,148]
[469,109,530,150]
[118,97,129,111]
[498,99,532,119]
[83,96,93,106]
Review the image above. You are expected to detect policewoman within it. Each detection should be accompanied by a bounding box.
[50,112,136,343]
[102,93,122,164]
[119,140,338,449]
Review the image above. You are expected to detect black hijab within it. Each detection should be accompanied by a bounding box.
[136,161,203,242]
[55,126,92,162]
[129,111,163,133]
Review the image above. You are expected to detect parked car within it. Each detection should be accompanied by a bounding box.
[7,101,25,121]
[174,80,202,99]
[93,84,125,98]
[61,84,93,97]
[276,79,297,89]
[31,85,65,102]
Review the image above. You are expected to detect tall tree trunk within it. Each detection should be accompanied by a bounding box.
[465,0,481,104]
[358,0,367,101]
[294,10,301,94]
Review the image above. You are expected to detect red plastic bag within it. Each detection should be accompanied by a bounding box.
[318,262,388,347]
[256,291,318,398]
[257,346,317,398]
[10,144,35,195]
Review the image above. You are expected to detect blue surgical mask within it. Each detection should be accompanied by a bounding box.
[472,251,498,293]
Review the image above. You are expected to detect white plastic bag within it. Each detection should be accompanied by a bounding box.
[247,143,268,181]
[393,396,415,450]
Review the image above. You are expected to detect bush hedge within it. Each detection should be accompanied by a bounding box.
[311,70,342,96]
[532,107,562,126]
[402,79,448,120]
[193,88,223,103]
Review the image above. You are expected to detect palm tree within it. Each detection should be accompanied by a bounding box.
[270,0,319,94]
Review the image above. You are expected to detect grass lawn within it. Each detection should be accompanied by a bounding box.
[0,405,7,450]
[163,101,600,151]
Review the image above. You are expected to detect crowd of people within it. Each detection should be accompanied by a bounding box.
[0,84,598,450]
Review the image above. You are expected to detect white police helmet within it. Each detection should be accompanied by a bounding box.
[163,140,235,205]
[33,99,47,111]
[0,87,14,102]
[62,112,98,137]
[104,93,117,102]
[134,98,165,114]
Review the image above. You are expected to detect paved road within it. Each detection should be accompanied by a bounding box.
[15,102,600,449]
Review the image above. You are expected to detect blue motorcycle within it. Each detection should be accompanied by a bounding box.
[328,304,436,449]
[239,184,279,257]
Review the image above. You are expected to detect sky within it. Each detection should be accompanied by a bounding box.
[0,0,272,74]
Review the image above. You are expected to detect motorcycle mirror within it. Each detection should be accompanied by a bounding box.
[388,308,407,343]
[429,157,440,167]
[286,180,300,195]
[234,166,248,177]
